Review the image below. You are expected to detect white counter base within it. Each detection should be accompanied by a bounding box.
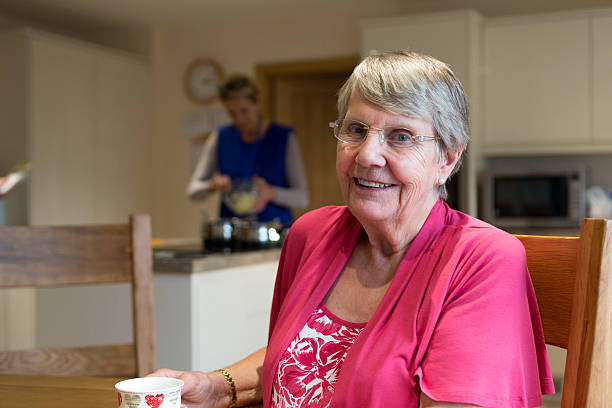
[156,259,278,372]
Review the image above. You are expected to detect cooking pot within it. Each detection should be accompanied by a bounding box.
[233,219,284,250]
[202,218,234,251]
[201,217,288,252]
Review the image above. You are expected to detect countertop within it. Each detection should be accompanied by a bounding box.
[153,247,282,274]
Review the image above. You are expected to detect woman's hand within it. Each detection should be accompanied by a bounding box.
[147,368,224,408]
[252,175,276,213]
[0,176,6,198]
[211,174,232,193]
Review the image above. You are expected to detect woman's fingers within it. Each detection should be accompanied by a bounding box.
[252,176,275,212]
[148,369,215,407]
[214,175,232,192]
[146,368,184,378]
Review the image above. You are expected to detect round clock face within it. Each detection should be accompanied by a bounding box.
[185,60,222,103]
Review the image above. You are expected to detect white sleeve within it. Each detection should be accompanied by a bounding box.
[272,132,309,209]
[185,131,219,200]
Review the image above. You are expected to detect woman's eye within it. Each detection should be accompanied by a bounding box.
[391,131,414,143]
[347,124,367,135]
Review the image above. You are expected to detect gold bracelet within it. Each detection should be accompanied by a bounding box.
[215,368,237,408]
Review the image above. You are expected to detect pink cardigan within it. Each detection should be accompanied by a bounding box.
[262,201,555,407]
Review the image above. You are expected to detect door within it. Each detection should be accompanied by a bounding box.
[272,74,350,218]
[258,57,359,220]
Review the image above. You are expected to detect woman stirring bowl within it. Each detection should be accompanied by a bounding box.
[152,51,554,408]
[186,74,309,224]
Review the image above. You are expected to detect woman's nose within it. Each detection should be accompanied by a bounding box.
[354,129,387,167]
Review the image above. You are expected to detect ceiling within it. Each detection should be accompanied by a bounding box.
[1,0,612,32]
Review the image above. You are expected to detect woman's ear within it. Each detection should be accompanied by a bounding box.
[437,147,463,183]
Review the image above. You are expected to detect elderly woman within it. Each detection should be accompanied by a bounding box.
[186,74,309,224]
[151,51,554,408]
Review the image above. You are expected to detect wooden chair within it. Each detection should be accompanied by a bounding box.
[0,214,156,377]
[515,218,612,407]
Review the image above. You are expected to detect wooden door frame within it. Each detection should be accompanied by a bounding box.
[255,55,360,119]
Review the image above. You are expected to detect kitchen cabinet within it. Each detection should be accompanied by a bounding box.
[0,28,153,226]
[483,10,612,154]
[27,34,98,224]
[360,9,483,216]
[593,15,612,145]
[360,10,481,85]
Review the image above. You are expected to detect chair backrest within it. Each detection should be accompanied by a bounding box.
[0,214,156,377]
[515,218,612,407]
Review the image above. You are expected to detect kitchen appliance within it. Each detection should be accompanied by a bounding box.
[481,166,586,228]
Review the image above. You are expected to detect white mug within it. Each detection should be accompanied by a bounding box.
[115,377,183,408]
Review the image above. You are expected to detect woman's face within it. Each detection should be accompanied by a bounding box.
[336,91,460,227]
[223,97,260,136]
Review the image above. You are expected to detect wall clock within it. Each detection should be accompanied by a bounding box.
[183,58,223,104]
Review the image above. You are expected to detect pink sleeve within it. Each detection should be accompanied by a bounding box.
[416,233,555,408]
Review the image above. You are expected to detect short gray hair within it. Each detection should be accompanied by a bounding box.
[337,50,470,199]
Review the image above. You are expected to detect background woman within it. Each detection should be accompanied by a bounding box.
[154,51,554,408]
[186,74,309,224]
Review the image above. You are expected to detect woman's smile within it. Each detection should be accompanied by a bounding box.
[354,177,396,189]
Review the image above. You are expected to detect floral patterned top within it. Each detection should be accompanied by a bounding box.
[270,304,366,408]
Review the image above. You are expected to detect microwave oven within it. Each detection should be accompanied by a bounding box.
[481,166,586,228]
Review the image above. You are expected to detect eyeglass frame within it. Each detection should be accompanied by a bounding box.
[329,119,440,148]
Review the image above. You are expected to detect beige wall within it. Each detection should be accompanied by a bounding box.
[150,15,361,238]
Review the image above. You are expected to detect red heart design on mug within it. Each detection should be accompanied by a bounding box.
[118,393,122,405]
[145,394,164,408]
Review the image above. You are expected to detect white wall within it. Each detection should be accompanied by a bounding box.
[150,15,361,238]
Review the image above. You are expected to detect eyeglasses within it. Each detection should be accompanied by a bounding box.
[329,119,440,149]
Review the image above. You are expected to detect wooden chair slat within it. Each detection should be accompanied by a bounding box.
[0,225,132,287]
[130,214,157,377]
[0,344,136,377]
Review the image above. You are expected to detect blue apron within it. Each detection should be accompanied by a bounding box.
[217,123,293,224]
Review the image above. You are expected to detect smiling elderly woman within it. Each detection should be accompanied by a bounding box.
[150,51,555,408]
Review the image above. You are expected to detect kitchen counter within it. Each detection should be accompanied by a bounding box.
[154,246,281,372]
[154,248,282,274]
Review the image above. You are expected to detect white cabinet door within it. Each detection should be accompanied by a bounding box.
[593,15,612,145]
[361,11,477,84]
[94,51,153,223]
[28,33,153,226]
[191,262,278,371]
[483,17,590,151]
[29,36,97,225]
